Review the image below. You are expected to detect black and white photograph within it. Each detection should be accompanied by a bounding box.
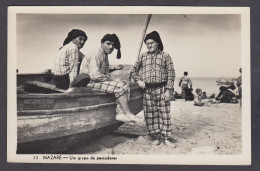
[7,6,250,165]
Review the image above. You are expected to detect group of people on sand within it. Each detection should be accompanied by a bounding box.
[177,69,242,107]
[51,29,176,146]
[51,28,242,147]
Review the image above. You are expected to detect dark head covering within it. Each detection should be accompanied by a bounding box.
[63,29,88,46]
[184,71,188,76]
[227,84,236,90]
[144,31,164,51]
[219,86,227,92]
[101,34,121,59]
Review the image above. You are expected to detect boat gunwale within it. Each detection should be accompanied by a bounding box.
[17,83,141,99]
[17,95,143,116]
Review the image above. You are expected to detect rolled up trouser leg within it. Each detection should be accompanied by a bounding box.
[87,80,128,98]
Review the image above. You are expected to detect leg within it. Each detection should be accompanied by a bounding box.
[117,93,132,115]
[181,85,188,99]
[181,86,185,98]
[157,87,172,139]
[158,87,176,147]
[52,74,70,90]
[143,89,160,136]
[87,80,142,122]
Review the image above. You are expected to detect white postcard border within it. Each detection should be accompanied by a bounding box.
[7,6,251,165]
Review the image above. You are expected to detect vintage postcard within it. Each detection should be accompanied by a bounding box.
[7,6,250,165]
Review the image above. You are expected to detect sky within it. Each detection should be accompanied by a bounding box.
[17,14,241,78]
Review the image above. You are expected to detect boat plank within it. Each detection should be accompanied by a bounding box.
[17,122,123,154]
[18,105,117,143]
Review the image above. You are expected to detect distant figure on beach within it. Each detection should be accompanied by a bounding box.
[216,85,236,103]
[179,71,192,99]
[236,68,242,106]
[80,34,142,123]
[201,92,207,99]
[51,29,88,90]
[184,88,194,101]
[132,31,176,147]
[194,88,204,106]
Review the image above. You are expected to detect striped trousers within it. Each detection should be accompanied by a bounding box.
[87,80,128,98]
[143,85,172,139]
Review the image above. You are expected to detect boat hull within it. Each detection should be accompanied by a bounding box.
[17,67,143,154]
[17,84,143,154]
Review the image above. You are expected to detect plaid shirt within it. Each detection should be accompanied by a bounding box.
[132,50,175,90]
[52,42,82,83]
[80,48,109,80]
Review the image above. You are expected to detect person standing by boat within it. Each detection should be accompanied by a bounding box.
[179,71,192,99]
[236,68,242,106]
[51,29,88,90]
[80,34,143,123]
[131,31,176,146]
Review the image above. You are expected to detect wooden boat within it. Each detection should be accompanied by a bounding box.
[16,14,153,154]
[216,78,234,85]
[17,65,143,154]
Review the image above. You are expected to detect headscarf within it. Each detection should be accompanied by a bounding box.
[63,29,88,47]
[144,31,164,51]
[101,34,121,59]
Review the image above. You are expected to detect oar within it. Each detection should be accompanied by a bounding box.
[129,14,152,82]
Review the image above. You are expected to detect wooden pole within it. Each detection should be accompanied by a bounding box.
[129,14,152,82]
[137,14,152,58]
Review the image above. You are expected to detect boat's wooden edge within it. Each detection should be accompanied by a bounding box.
[17,95,143,116]
[17,82,141,98]
[18,102,117,116]
[17,122,124,154]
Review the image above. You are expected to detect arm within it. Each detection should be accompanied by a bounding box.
[179,78,182,87]
[188,78,192,88]
[68,47,79,85]
[131,54,143,82]
[216,90,223,99]
[236,76,242,87]
[165,54,175,90]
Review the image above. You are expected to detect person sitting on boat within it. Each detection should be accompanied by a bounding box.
[236,68,242,106]
[131,31,176,147]
[79,34,143,123]
[51,29,88,90]
[179,71,192,99]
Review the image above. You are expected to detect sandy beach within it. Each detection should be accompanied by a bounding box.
[71,99,242,155]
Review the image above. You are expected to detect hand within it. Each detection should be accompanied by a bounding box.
[137,80,146,89]
[164,89,171,101]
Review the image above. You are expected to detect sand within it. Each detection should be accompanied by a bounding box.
[73,99,242,155]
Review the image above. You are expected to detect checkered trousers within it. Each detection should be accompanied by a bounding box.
[143,85,172,139]
[87,80,128,98]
